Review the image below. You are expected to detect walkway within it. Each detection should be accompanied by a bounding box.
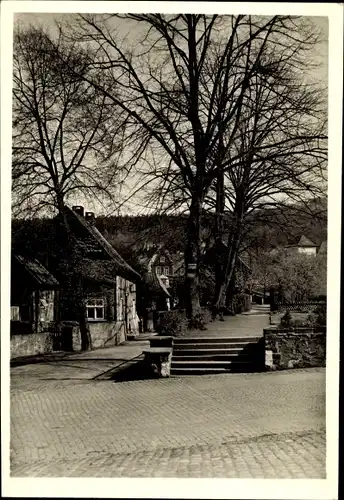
[9,308,326,479]
[187,311,270,338]
[10,340,150,389]
[11,313,270,388]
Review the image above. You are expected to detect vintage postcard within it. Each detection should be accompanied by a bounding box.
[1,2,342,499]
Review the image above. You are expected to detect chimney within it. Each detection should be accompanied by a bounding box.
[85,212,95,223]
[72,205,84,217]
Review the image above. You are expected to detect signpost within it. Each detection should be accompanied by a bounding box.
[187,263,197,278]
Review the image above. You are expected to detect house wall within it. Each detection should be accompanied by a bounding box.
[88,321,126,348]
[11,332,55,359]
[11,278,139,356]
[298,247,317,256]
[11,288,59,359]
[116,276,140,335]
[85,276,140,348]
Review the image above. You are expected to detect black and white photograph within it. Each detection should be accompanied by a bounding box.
[1,2,341,498]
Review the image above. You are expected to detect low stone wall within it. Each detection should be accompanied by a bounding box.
[264,327,326,370]
[88,321,126,349]
[143,348,172,378]
[11,332,54,359]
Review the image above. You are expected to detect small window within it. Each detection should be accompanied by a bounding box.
[11,306,20,321]
[160,256,166,264]
[156,266,161,275]
[86,298,105,320]
[164,266,170,276]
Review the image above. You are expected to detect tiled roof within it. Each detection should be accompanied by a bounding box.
[14,255,59,287]
[67,207,141,282]
[297,235,317,247]
[143,271,171,297]
[79,258,117,285]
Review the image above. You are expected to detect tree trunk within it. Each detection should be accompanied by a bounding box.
[185,194,202,318]
[212,169,225,319]
[213,198,245,315]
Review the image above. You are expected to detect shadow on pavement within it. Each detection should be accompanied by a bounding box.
[110,358,157,383]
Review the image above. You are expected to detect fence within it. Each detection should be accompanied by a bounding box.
[275,301,326,312]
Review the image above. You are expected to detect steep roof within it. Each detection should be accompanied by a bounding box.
[143,271,171,298]
[297,235,317,247]
[14,254,59,287]
[67,207,141,282]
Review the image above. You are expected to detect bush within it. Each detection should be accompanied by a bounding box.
[279,305,326,329]
[280,310,292,328]
[233,293,251,314]
[155,310,188,337]
[314,303,326,326]
[305,312,318,327]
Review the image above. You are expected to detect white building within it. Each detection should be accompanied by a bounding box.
[286,235,318,256]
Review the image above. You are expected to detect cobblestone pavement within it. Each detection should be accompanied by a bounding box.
[10,367,325,478]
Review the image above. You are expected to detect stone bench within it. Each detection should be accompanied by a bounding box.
[142,347,173,378]
[149,336,174,348]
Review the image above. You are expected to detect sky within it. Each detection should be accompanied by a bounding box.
[12,12,329,217]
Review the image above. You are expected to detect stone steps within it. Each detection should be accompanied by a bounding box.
[173,348,251,357]
[172,352,253,361]
[171,336,264,375]
[174,336,261,344]
[173,343,256,351]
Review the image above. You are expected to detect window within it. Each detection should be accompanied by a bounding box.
[161,276,170,288]
[39,290,55,323]
[11,306,20,321]
[156,266,161,275]
[86,298,105,320]
[164,266,170,276]
[160,256,165,264]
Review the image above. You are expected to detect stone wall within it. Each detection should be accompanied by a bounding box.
[10,320,126,358]
[11,332,54,359]
[264,327,326,370]
[88,321,126,349]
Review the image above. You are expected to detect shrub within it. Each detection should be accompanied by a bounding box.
[314,303,326,326]
[305,312,318,327]
[280,310,292,328]
[155,310,188,337]
[279,306,326,329]
[233,293,251,314]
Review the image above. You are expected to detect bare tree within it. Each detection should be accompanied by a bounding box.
[12,24,127,217]
[203,41,327,315]
[61,14,327,317]
[12,24,128,349]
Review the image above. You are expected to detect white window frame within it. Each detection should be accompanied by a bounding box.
[86,298,105,321]
[11,306,20,321]
[164,266,170,276]
[156,266,161,275]
[160,255,166,264]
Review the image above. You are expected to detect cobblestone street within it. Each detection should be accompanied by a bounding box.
[10,366,326,478]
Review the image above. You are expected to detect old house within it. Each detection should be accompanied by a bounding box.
[10,206,141,358]
[11,254,60,358]
[286,235,318,256]
[62,206,141,348]
[150,248,173,288]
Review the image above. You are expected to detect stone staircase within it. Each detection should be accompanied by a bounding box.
[171,336,264,375]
